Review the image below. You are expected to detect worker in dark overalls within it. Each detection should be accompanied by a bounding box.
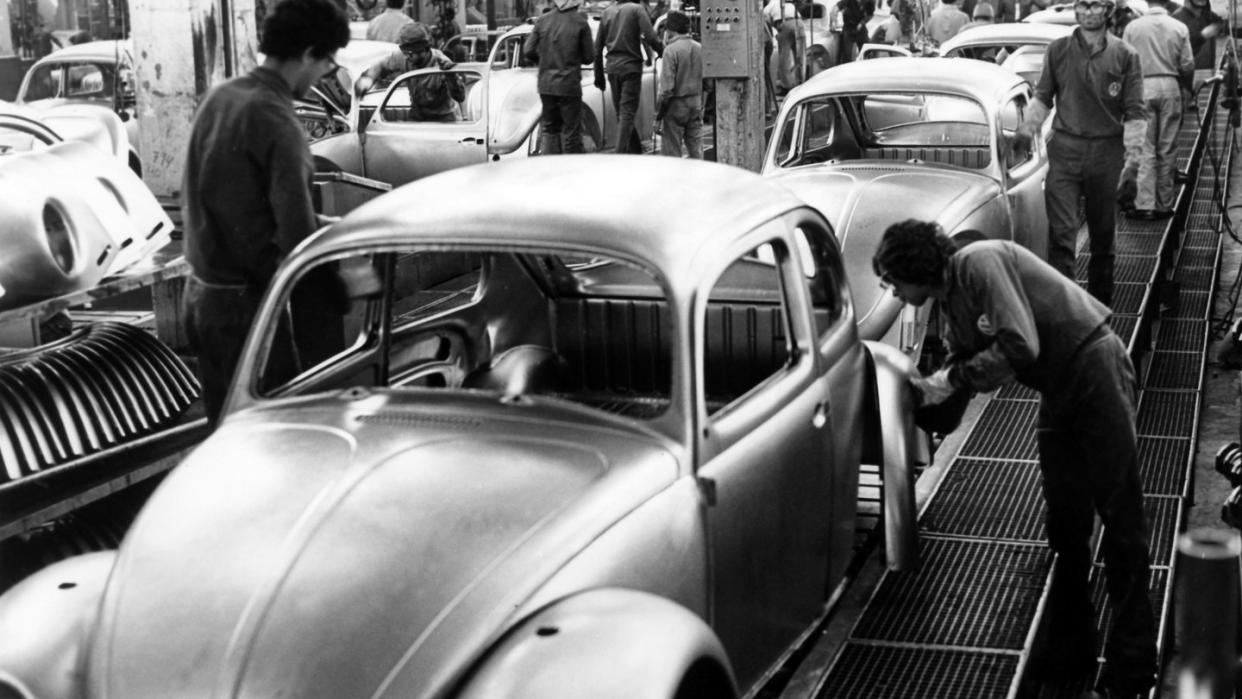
[873,220,1156,699]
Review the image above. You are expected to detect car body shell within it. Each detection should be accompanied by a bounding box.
[0,102,172,309]
[0,156,920,699]
[938,21,1073,84]
[16,40,140,171]
[762,57,1049,361]
[309,24,657,186]
[1022,0,1147,24]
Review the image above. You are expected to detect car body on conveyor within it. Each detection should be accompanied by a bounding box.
[308,22,657,186]
[0,155,922,699]
[763,56,1050,366]
[938,21,1073,85]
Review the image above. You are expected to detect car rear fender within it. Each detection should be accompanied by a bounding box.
[862,340,920,572]
[456,588,738,699]
[0,551,115,699]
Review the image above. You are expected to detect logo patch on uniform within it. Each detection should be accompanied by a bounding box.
[977,314,996,335]
[1108,81,1121,97]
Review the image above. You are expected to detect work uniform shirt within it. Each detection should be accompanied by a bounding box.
[940,241,1111,394]
[182,66,316,287]
[366,9,413,43]
[926,3,970,44]
[1123,6,1194,87]
[1035,28,1146,138]
[523,5,594,96]
[595,0,663,76]
[1172,2,1225,65]
[659,34,703,101]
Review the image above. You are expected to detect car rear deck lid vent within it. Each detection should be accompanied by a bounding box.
[355,413,484,429]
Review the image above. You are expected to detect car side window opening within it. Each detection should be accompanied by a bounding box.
[703,241,798,415]
[775,97,858,168]
[1000,93,1032,170]
[793,225,847,337]
[381,71,480,123]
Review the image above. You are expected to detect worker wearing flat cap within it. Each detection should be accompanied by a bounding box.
[356,22,465,121]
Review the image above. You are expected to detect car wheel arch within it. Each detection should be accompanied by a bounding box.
[453,587,738,698]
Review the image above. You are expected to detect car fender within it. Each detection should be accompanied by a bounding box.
[862,340,920,572]
[456,588,738,699]
[0,551,115,698]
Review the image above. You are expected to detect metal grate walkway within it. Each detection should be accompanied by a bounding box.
[807,74,1228,698]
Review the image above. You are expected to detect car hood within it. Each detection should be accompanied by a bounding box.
[771,164,997,340]
[88,390,679,698]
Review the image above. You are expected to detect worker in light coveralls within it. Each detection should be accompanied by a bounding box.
[1013,0,1146,308]
[872,221,1156,698]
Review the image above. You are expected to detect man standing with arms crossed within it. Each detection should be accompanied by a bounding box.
[524,0,595,154]
[1123,0,1194,221]
[181,0,350,425]
[1014,0,1146,308]
[594,0,663,154]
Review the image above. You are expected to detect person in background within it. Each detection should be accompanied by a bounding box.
[926,0,970,44]
[1109,0,1140,36]
[356,23,465,122]
[431,5,464,56]
[181,0,350,425]
[366,0,413,42]
[1018,0,1050,18]
[1123,0,1194,220]
[523,0,595,154]
[1173,0,1225,69]
[655,11,703,158]
[1013,0,1146,307]
[594,0,663,153]
[873,220,1157,699]
[961,2,995,32]
[769,0,806,93]
[994,0,1016,21]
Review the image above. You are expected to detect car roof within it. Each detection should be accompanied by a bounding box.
[312,156,809,289]
[939,20,1072,51]
[34,39,131,63]
[789,56,1026,104]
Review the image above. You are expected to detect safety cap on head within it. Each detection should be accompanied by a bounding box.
[399,23,432,51]
[972,2,994,19]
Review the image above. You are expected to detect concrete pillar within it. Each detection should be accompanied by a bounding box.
[129,0,257,200]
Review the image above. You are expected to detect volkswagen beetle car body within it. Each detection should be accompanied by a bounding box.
[16,40,141,173]
[762,57,1049,362]
[309,23,657,185]
[938,21,1072,85]
[0,102,172,309]
[1023,0,1147,24]
[0,156,920,698]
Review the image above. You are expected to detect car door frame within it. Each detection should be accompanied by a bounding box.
[692,217,836,691]
[361,66,489,186]
[999,84,1049,259]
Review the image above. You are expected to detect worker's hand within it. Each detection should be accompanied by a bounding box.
[1011,123,1033,155]
[594,69,607,93]
[910,368,956,407]
[354,76,373,97]
[1203,23,1221,40]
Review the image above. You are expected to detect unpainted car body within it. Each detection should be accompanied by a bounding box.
[16,40,141,173]
[0,156,921,699]
[0,102,172,309]
[310,23,657,186]
[1022,0,1147,24]
[938,21,1073,85]
[762,57,1049,362]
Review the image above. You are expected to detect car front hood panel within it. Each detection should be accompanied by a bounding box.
[91,401,673,697]
[773,165,995,340]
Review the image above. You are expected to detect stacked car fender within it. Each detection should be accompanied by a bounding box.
[0,140,172,310]
[0,322,199,482]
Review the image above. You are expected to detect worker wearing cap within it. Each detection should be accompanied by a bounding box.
[1014,0,1146,309]
[356,23,465,122]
